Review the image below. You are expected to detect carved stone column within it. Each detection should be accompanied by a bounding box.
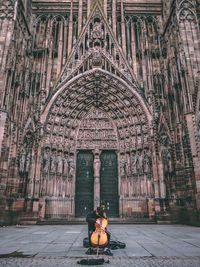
[158,159,166,198]
[78,0,83,35]
[141,20,147,91]
[57,21,63,77]
[87,0,91,17]
[104,0,107,18]
[46,19,53,97]
[68,0,73,55]
[93,150,100,209]
[185,113,200,210]
[112,0,116,36]
[120,0,126,54]
[63,22,68,65]
[131,20,137,77]
[33,144,42,198]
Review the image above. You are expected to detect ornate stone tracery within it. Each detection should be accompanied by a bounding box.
[176,0,197,23]
[56,1,139,94]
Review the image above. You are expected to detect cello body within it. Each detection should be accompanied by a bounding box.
[90,217,108,247]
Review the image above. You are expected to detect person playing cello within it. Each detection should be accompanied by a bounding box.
[86,205,111,249]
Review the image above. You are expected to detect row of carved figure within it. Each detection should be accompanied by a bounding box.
[19,145,174,179]
[120,150,152,176]
[121,174,154,197]
[41,147,74,177]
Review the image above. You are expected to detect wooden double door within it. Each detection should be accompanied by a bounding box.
[75,150,119,217]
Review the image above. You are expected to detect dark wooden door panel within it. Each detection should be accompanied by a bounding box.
[100,151,119,217]
[75,151,94,217]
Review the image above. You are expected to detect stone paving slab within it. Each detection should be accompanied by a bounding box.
[0,224,200,266]
[0,257,200,267]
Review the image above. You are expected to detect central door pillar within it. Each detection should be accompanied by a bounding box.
[93,149,100,209]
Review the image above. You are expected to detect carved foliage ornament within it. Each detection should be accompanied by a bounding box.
[176,0,197,23]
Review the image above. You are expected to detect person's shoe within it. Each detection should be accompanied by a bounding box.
[85,247,93,255]
[104,247,113,256]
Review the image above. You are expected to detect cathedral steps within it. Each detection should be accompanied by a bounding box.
[37,217,157,225]
[19,212,39,225]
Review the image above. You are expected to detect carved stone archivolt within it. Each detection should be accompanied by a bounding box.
[43,70,150,153]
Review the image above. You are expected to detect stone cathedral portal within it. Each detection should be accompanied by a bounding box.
[38,3,154,220]
[0,0,199,225]
[41,68,153,219]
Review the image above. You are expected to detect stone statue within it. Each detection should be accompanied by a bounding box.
[125,156,130,176]
[63,153,68,177]
[166,150,173,173]
[93,155,100,177]
[68,156,74,178]
[42,147,50,173]
[143,151,152,173]
[120,158,126,176]
[57,151,63,174]
[25,151,31,173]
[137,151,143,173]
[50,150,57,173]
[131,152,137,174]
[92,21,103,40]
[19,146,26,173]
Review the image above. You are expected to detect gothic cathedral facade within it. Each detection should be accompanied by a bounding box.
[0,0,200,224]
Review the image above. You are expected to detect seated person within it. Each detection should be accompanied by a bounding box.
[86,206,110,247]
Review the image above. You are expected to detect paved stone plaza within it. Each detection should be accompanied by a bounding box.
[0,224,200,266]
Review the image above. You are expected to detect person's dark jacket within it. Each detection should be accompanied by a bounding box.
[86,210,106,232]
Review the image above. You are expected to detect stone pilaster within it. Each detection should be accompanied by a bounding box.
[87,0,91,17]
[112,0,116,36]
[68,0,73,55]
[104,0,107,17]
[185,113,200,210]
[131,20,137,77]
[78,0,83,35]
[120,0,126,54]
[93,152,100,209]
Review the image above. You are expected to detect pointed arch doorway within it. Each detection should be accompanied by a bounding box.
[75,109,119,217]
[41,69,154,220]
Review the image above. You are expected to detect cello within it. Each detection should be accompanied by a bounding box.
[90,217,108,248]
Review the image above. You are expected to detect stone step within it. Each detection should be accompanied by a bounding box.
[19,212,39,225]
[37,217,157,225]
